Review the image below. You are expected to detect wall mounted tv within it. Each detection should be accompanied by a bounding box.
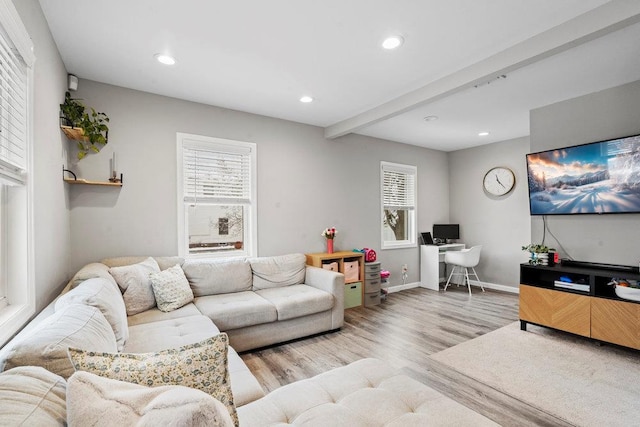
[526,133,640,215]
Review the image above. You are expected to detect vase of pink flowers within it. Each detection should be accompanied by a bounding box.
[322,227,337,254]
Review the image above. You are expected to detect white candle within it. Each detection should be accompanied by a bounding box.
[112,152,117,174]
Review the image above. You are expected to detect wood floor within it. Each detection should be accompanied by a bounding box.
[240,286,570,426]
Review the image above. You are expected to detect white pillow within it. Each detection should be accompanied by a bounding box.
[149,264,194,312]
[55,277,129,351]
[67,370,233,427]
[109,257,161,315]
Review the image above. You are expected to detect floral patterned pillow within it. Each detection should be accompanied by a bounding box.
[67,334,237,426]
[148,264,194,312]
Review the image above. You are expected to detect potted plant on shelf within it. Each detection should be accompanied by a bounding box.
[59,91,110,160]
[522,244,555,266]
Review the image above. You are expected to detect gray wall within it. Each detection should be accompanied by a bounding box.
[14,0,71,310]
[69,80,449,285]
[530,80,640,266]
[448,137,531,288]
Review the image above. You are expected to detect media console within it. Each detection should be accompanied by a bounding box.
[520,261,640,350]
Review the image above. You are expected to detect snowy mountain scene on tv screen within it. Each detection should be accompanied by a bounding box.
[526,134,640,215]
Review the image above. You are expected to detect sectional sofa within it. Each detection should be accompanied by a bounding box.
[0,253,498,425]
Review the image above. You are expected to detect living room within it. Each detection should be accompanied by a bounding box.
[2,0,640,425]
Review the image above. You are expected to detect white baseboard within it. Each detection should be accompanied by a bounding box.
[386,282,420,293]
[385,281,519,294]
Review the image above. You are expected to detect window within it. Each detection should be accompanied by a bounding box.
[177,133,257,258]
[381,161,417,249]
[0,0,35,347]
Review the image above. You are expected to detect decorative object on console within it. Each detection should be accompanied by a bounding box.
[321,227,337,254]
[522,244,555,265]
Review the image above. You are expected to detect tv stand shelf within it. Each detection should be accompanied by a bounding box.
[520,262,640,350]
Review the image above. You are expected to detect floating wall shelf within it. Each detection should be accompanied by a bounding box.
[63,178,122,187]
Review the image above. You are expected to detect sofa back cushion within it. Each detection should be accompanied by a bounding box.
[109,257,161,316]
[55,277,129,351]
[102,256,184,271]
[67,262,118,290]
[1,304,117,379]
[250,253,306,290]
[183,259,252,297]
[0,366,67,426]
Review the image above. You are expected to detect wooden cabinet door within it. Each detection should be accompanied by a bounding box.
[520,285,553,326]
[591,298,639,349]
[552,291,590,337]
[520,285,590,337]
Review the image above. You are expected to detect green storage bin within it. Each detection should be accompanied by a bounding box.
[344,282,362,309]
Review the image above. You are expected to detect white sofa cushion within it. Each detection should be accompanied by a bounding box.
[109,257,161,315]
[0,366,66,426]
[1,304,117,379]
[55,277,129,351]
[67,370,233,427]
[69,334,238,426]
[238,358,499,426]
[101,256,185,271]
[126,302,202,327]
[193,291,277,330]
[256,284,334,321]
[67,262,118,289]
[250,253,306,290]
[149,264,194,312]
[183,258,252,296]
[124,314,220,353]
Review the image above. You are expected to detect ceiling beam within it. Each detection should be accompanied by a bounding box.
[324,1,640,140]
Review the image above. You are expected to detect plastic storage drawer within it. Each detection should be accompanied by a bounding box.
[344,282,362,309]
[365,279,381,293]
[364,291,381,307]
[365,262,381,273]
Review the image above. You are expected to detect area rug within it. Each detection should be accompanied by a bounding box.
[430,322,640,427]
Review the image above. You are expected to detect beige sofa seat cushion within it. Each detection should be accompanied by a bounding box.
[101,256,184,271]
[238,358,499,426]
[127,302,202,327]
[256,285,334,321]
[67,370,233,427]
[1,304,117,379]
[124,314,220,353]
[250,253,306,290]
[183,258,252,296]
[0,366,67,426]
[55,277,129,351]
[193,292,277,330]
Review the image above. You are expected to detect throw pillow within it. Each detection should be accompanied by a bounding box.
[68,334,237,426]
[67,370,233,427]
[109,257,161,315]
[149,264,194,312]
[55,277,129,351]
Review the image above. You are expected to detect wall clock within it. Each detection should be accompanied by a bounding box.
[483,167,515,196]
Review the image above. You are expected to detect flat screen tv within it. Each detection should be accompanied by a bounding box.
[526,133,640,215]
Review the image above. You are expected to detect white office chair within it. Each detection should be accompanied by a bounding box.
[444,245,484,295]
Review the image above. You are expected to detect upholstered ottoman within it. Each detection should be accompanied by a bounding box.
[237,358,498,426]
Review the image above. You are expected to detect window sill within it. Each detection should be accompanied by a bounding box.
[0,303,35,348]
[382,242,417,250]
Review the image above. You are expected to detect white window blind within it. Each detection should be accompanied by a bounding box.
[382,163,416,210]
[0,22,27,185]
[183,142,252,205]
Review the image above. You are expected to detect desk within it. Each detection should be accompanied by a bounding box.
[420,244,465,291]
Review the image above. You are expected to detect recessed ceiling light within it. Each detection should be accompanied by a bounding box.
[154,54,176,65]
[299,96,314,103]
[423,115,438,122]
[382,35,404,50]
[478,131,490,136]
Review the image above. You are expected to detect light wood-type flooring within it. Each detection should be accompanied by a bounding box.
[240,286,573,426]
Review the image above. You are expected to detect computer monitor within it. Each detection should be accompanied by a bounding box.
[432,224,460,242]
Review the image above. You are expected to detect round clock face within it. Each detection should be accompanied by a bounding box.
[483,167,515,196]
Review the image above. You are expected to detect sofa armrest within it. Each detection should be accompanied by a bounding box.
[304,266,344,329]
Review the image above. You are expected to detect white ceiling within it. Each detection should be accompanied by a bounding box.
[38,0,640,151]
